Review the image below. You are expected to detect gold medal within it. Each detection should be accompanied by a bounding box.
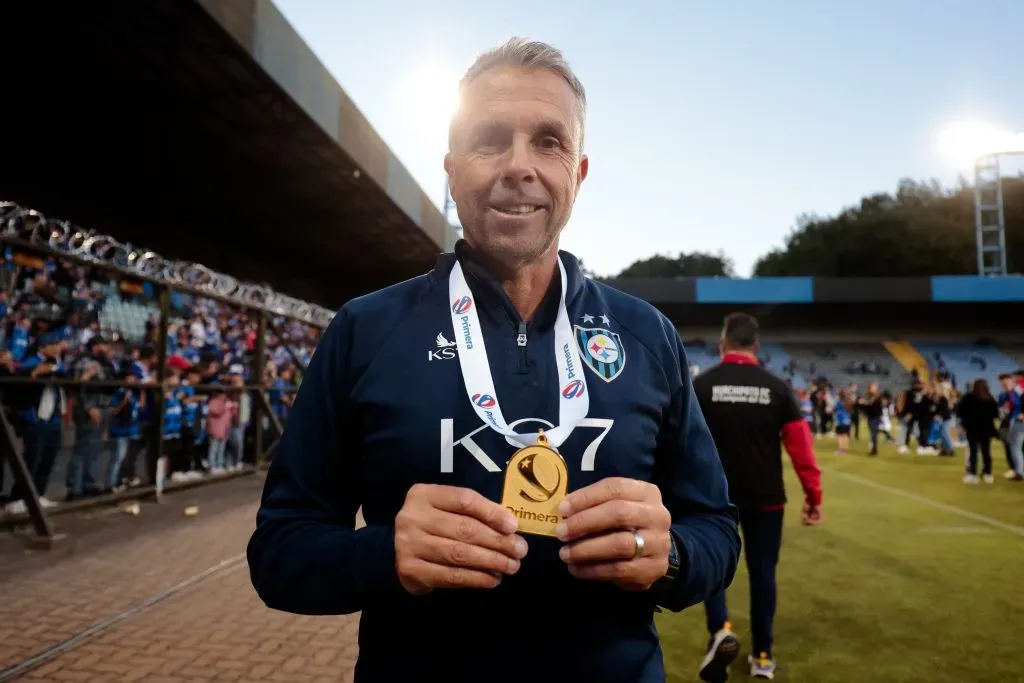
[500,429,568,537]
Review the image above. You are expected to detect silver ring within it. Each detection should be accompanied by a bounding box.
[632,531,645,559]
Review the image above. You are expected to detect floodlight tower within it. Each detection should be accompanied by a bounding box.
[974,154,1009,276]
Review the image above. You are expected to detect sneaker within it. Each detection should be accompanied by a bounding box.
[4,499,27,515]
[698,623,740,682]
[38,497,58,509]
[897,445,909,454]
[963,474,979,484]
[170,471,189,483]
[1004,470,1018,480]
[982,474,995,484]
[748,652,776,680]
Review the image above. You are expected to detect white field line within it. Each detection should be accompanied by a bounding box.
[825,469,1024,538]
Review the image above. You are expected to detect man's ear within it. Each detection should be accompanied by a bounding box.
[444,153,455,195]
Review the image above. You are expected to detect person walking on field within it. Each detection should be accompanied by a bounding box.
[957,379,999,484]
[692,313,823,682]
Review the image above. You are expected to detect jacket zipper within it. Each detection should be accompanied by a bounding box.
[516,321,528,373]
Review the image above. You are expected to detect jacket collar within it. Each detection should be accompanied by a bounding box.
[432,239,586,328]
[721,352,759,366]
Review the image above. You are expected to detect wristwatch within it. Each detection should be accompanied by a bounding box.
[649,530,682,607]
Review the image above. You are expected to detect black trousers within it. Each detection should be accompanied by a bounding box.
[904,417,929,447]
[966,433,992,476]
[175,424,201,473]
[704,507,785,656]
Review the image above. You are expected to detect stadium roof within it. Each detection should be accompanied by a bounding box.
[0,0,450,307]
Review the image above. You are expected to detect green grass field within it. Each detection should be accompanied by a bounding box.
[657,433,1023,683]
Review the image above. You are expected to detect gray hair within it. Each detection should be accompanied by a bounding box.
[457,37,588,153]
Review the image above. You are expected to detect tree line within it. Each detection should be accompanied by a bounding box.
[605,177,1024,278]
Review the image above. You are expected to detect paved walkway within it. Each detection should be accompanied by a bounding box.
[0,474,360,682]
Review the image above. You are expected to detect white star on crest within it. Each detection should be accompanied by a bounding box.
[600,314,610,325]
[581,314,595,323]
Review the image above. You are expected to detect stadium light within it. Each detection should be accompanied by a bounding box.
[936,120,1024,171]
[937,120,1024,277]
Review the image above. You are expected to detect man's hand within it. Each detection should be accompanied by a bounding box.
[556,477,672,592]
[801,501,822,526]
[88,407,102,425]
[394,484,528,596]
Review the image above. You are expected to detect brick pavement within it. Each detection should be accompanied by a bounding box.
[0,474,362,682]
[15,563,360,683]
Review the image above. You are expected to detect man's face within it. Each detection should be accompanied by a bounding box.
[1001,377,1014,391]
[445,67,588,265]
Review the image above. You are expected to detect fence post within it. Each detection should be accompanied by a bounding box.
[0,403,58,546]
[253,310,267,466]
[152,286,170,500]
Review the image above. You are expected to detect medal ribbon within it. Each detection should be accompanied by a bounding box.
[448,255,589,449]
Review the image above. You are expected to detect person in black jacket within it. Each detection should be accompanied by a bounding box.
[858,383,884,456]
[956,379,999,484]
[898,380,935,454]
[932,386,956,457]
[247,37,740,683]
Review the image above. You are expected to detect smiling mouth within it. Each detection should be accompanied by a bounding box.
[490,204,545,217]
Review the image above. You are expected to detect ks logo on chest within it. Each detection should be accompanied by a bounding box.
[439,417,615,474]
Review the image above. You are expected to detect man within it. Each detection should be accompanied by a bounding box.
[4,334,68,514]
[228,370,249,469]
[692,314,822,681]
[999,371,1024,480]
[898,378,936,455]
[66,335,113,500]
[248,38,740,683]
[848,383,860,440]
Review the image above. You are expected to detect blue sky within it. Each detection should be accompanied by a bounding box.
[274,0,1024,277]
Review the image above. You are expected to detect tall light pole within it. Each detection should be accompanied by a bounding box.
[974,153,1008,276]
[938,121,1023,276]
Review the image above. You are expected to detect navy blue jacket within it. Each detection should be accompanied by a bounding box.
[248,244,740,683]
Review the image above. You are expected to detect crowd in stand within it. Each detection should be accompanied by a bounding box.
[0,249,322,517]
[794,370,1024,483]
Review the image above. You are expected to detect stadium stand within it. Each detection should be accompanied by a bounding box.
[882,341,932,385]
[758,342,802,386]
[0,219,323,519]
[99,292,159,344]
[681,338,720,376]
[785,342,903,393]
[1003,344,1024,369]
[913,341,1019,392]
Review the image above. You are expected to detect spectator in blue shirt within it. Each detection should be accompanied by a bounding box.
[107,369,144,490]
[175,367,206,477]
[269,367,294,424]
[159,374,184,484]
[9,317,31,362]
[4,336,68,514]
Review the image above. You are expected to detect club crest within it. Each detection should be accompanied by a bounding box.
[574,326,625,382]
